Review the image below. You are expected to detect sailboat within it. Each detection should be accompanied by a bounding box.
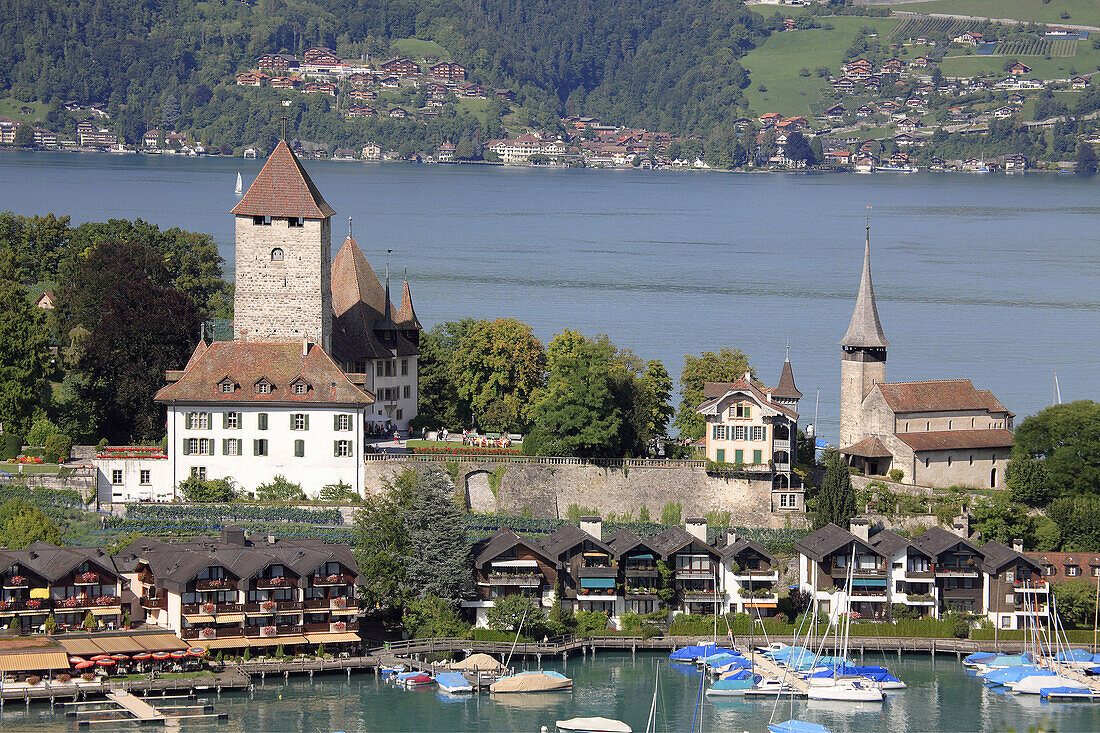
[235,171,243,196]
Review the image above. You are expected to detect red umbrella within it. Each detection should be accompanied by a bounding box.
[132,653,152,660]
[187,647,206,657]
[111,654,129,661]
[95,659,115,667]
[90,654,112,660]
[151,652,171,660]
[68,656,85,664]
[74,661,95,670]
[170,651,188,659]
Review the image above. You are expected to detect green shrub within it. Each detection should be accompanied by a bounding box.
[469,628,533,643]
[660,501,682,526]
[953,618,970,639]
[26,418,60,447]
[1,434,23,461]
[575,610,610,634]
[44,433,72,463]
[888,469,904,482]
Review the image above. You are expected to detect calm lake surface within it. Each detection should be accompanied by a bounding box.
[3,652,1100,732]
[1,151,1097,440]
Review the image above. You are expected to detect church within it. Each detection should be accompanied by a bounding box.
[837,225,1014,489]
[97,142,422,501]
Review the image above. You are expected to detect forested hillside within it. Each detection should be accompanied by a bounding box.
[0,0,773,147]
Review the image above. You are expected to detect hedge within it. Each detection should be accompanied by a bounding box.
[972,629,1098,643]
[469,628,533,643]
[125,503,344,525]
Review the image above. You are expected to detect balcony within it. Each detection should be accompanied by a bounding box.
[682,589,724,601]
[141,596,167,611]
[830,568,886,579]
[488,573,541,587]
[577,566,617,579]
[302,597,353,612]
[624,565,658,577]
[256,577,298,590]
[905,594,935,605]
[773,462,791,472]
[74,572,100,585]
[624,588,658,600]
[195,579,237,592]
[184,602,244,616]
[732,570,779,582]
[243,600,303,615]
[773,439,791,451]
[312,574,354,587]
[905,570,935,580]
[2,577,28,590]
[52,595,121,612]
[1014,582,1049,594]
[675,569,715,580]
[935,569,979,578]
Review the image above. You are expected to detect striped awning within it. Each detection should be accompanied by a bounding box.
[195,638,245,650]
[744,602,778,609]
[851,578,887,587]
[134,633,188,652]
[216,614,245,624]
[302,632,360,644]
[184,614,215,623]
[91,636,145,653]
[56,638,102,656]
[0,651,69,673]
[330,608,357,616]
[247,635,308,647]
[91,607,122,616]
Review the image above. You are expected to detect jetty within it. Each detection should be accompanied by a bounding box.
[743,650,809,696]
[67,689,228,727]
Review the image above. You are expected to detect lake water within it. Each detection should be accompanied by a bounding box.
[1,151,1097,441]
[3,652,1100,732]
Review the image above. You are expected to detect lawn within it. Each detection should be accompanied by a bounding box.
[889,0,1100,28]
[0,462,63,475]
[741,17,900,118]
[939,39,1100,78]
[455,97,490,124]
[390,38,451,61]
[0,97,47,123]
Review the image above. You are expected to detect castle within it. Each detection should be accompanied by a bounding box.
[838,224,1014,489]
[98,142,422,501]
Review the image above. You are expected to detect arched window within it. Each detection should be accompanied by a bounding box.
[271,248,284,261]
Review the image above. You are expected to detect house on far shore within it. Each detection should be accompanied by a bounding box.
[34,291,56,309]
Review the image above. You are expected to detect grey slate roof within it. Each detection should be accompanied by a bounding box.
[470,529,556,569]
[840,230,890,349]
[652,527,721,557]
[604,529,664,559]
[980,540,1041,573]
[867,529,915,558]
[540,525,613,559]
[773,358,802,400]
[719,538,777,565]
[795,523,884,562]
[910,526,982,557]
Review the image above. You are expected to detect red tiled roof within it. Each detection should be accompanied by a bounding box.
[231,141,336,219]
[841,436,893,458]
[698,377,798,419]
[895,429,1014,452]
[877,379,1011,415]
[155,341,373,405]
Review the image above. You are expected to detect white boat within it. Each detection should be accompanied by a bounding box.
[556,717,632,732]
[743,677,800,698]
[1010,675,1089,695]
[235,171,243,195]
[435,672,473,693]
[806,677,883,702]
[758,642,789,655]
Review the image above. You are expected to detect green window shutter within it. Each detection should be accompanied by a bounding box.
[294,440,304,458]
[258,413,267,430]
[734,449,744,464]
[236,439,243,455]
[184,413,192,429]
[348,440,353,455]
[290,414,295,430]
[182,439,189,456]
[716,449,725,463]
[334,414,340,431]
[253,440,259,456]
[221,439,228,455]
[304,415,309,430]
[222,413,228,429]
[753,449,762,465]
[334,441,339,457]
[745,406,751,418]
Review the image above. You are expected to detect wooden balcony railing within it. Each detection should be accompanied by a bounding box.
[195,579,237,592]
[311,574,354,587]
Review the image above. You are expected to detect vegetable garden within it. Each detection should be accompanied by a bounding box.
[994,39,1078,57]
[889,17,976,40]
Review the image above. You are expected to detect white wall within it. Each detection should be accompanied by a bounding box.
[94,457,173,503]
[167,403,366,497]
[364,355,418,430]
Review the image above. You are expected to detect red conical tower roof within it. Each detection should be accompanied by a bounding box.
[231,141,336,219]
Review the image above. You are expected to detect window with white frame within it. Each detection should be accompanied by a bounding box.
[403,385,410,399]
[190,466,207,479]
[1001,615,1011,628]
[712,425,727,441]
[1066,566,1080,577]
[225,412,240,429]
[199,438,213,455]
[220,382,234,394]
[752,425,766,441]
[376,362,383,376]
[223,439,241,456]
[401,359,408,376]
[140,469,150,485]
[256,382,271,394]
[293,383,306,395]
[335,440,352,457]
[185,412,210,430]
[186,438,199,455]
[733,425,746,441]
[111,470,123,485]
[336,414,352,431]
[291,414,307,431]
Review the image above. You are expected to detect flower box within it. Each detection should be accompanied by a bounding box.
[76,572,99,584]
[331,621,347,632]
[60,597,82,608]
[260,625,277,637]
[93,596,118,606]
[201,602,216,614]
[9,576,26,586]
[267,577,286,586]
[326,574,340,583]
[331,597,347,609]
[260,600,277,613]
[0,601,8,611]
[25,599,42,610]
[200,627,216,640]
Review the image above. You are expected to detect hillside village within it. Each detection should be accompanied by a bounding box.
[3,13,1100,173]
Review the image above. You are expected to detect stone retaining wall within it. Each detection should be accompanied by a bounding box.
[363,460,808,528]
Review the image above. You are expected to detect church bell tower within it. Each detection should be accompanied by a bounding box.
[839,220,889,448]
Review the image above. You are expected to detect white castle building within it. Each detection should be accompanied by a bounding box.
[95,141,422,502]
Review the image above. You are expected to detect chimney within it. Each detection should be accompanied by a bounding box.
[302,337,309,357]
[685,518,707,543]
[744,370,752,384]
[580,517,603,541]
[267,534,277,545]
[849,518,870,542]
[726,531,738,548]
[1012,538,1024,553]
[220,526,246,546]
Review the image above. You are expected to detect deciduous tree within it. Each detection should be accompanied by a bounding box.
[450,318,545,430]
[352,470,416,619]
[674,348,753,441]
[0,249,50,437]
[1006,457,1052,506]
[0,499,61,549]
[1012,401,1100,498]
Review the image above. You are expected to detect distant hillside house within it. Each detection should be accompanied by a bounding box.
[257,53,299,72]
[429,61,466,82]
[380,58,421,77]
[34,291,56,309]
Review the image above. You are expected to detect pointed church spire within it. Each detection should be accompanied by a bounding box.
[774,348,802,400]
[840,212,890,349]
[382,249,394,326]
[396,267,422,330]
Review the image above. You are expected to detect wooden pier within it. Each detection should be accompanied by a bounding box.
[69,689,229,727]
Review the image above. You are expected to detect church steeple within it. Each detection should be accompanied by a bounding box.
[840,216,889,350]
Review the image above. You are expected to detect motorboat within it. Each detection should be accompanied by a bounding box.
[1040,686,1100,701]
[963,652,997,669]
[712,657,752,676]
[380,664,405,675]
[556,717,632,732]
[400,672,433,688]
[743,677,800,698]
[806,664,905,690]
[757,642,789,655]
[434,672,473,693]
[982,666,1051,687]
[668,644,732,663]
[1055,649,1098,669]
[805,677,883,702]
[490,670,572,693]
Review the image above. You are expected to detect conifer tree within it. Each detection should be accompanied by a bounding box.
[814,448,857,530]
[402,467,471,604]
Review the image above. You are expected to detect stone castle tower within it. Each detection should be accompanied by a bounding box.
[230,141,335,353]
[838,223,889,448]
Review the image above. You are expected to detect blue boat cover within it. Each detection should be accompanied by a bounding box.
[1056,649,1094,662]
[768,720,831,733]
[702,653,738,666]
[435,672,471,691]
[983,666,1051,686]
[670,644,732,660]
[1040,686,1096,698]
[964,652,997,664]
[715,658,752,673]
[395,671,422,681]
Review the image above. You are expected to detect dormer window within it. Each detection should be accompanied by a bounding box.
[255,378,273,395]
[294,383,306,395]
[287,217,304,228]
[290,377,311,395]
[271,247,284,261]
[220,381,234,394]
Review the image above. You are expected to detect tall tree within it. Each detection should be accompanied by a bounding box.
[1075,142,1098,175]
[813,448,857,530]
[0,248,50,437]
[528,330,623,458]
[416,319,476,429]
[1005,457,1052,507]
[0,499,61,549]
[402,466,471,603]
[674,348,753,441]
[1012,401,1100,498]
[63,239,201,442]
[450,318,546,430]
[352,470,416,619]
[1046,496,1100,551]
